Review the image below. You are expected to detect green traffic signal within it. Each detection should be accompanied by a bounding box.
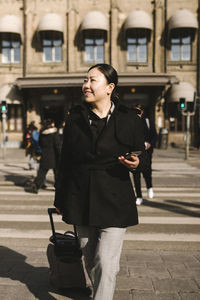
[180,102,185,109]
[1,101,7,113]
[179,98,187,111]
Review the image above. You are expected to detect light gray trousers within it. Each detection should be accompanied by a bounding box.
[76,226,126,300]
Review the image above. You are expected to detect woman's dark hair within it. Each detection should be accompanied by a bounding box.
[88,63,119,101]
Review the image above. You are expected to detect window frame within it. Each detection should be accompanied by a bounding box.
[169,28,195,63]
[126,28,149,64]
[83,30,106,64]
[6,104,23,132]
[40,30,63,63]
[0,32,21,64]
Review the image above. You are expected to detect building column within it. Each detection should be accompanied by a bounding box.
[110,4,119,70]
[153,0,165,73]
[67,8,77,72]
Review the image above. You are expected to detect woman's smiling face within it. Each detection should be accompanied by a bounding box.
[82,67,114,104]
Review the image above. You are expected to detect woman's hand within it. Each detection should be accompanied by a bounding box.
[55,207,62,215]
[118,154,139,171]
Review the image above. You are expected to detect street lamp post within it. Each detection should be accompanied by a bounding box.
[1,100,7,159]
[179,92,197,160]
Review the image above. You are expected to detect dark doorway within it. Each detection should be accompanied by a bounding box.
[41,101,65,127]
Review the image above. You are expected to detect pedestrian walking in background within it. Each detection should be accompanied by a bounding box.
[31,126,42,165]
[58,120,66,147]
[25,121,37,170]
[133,104,158,205]
[27,119,61,194]
[54,63,147,300]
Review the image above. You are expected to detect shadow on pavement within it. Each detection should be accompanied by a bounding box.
[5,174,33,187]
[166,199,200,209]
[0,246,90,300]
[143,199,200,218]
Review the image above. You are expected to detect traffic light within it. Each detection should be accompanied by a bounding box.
[1,100,7,113]
[179,98,187,112]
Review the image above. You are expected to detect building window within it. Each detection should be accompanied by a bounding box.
[169,116,185,132]
[170,29,193,61]
[7,105,22,132]
[1,33,20,64]
[41,31,62,62]
[84,30,105,64]
[126,29,148,63]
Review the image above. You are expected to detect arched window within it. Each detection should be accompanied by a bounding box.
[0,15,22,64]
[124,10,152,64]
[81,11,108,64]
[168,10,198,62]
[38,13,64,63]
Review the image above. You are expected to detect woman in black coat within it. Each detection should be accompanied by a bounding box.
[54,64,147,300]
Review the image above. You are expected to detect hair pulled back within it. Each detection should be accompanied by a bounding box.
[88,64,119,101]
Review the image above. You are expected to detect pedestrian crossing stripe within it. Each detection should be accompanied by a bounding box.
[0,214,199,224]
[0,229,199,242]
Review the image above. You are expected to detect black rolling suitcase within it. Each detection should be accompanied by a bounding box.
[46,208,87,289]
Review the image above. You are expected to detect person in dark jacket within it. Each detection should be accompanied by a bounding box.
[25,121,37,170]
[54,64,147,300]
[133,104,158,205]
[28,119,61,194]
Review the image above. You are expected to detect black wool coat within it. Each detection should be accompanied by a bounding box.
[39,127,61,169]
[54,101,147,228]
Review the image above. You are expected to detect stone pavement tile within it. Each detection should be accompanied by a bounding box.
[120,253,128,265]
[0,277,24,286]
[153,278,199,293]
[118,265,129,276]
[129,265,171,280]
[113,290,132,300]
[0,284,36,300]
[24,251,49,267]
[168,264,200,280]
[116,276,153,291]
[185,260,200,269]
[126,254,163,268]
[195,254,200,261]
[180,292,200,300]
[195,278,200,288]
[160,253,200,265]
[130,291,180,300]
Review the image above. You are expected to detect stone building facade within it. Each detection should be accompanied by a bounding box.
[0,0,199,148]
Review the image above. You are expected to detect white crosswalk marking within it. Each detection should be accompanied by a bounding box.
[0,160,200,248]
[0,184,199,245]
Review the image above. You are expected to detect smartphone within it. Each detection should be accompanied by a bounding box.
[124,151,142,160]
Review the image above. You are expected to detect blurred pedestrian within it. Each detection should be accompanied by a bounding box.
[54,63,147,300]
[58,120,66,147]
[31,126,42,164]
[27,119,61,194]
[133,104,157,205]
[25,121,37,170]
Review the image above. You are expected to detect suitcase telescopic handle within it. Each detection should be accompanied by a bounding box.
[47,207,79,246]
[48,208,57,242]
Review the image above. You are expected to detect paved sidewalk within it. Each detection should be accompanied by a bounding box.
[0,146,200,299]
[0,246,200,300]
[0,145,199,164]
